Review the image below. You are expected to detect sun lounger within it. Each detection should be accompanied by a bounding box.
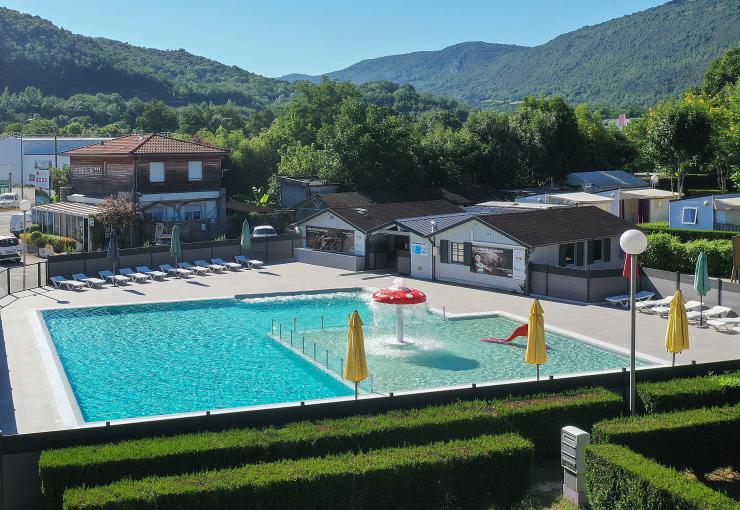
[99,270,131,286]
[234,255,264,269]
[72,273,106,288]
[706,317,740,331]
[686,306,731,323]
[635,296,674,312]
[159,264,192,278]
[179,261,209,275]
[136,266,167,279]
[212,258,241,271]
[120,267,151,283]
[605,291,654,308]
[651,300,702,317]
[51,276,85,291]
[195,259,225,272]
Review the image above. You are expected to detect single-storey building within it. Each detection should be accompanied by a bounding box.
[279,177,339,209]
[668,193,740,232]
[515,191,614,212]
[565,170,648,192]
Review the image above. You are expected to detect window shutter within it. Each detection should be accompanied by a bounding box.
[603,238,611,262]
[464,242,473,270]
[576,241,585,267]
[439,240,449,263]
[559,244,567,266]
[587,241,594,265]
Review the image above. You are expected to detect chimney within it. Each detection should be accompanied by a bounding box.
[59,186,72,202]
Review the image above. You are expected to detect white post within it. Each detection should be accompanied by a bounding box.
[396,306,403,344]
[629,254,637,415]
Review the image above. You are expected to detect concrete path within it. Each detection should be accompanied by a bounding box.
[1,261,738,433]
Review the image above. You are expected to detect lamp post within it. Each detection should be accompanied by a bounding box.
[19,199,31,290]
[619,229,648,415]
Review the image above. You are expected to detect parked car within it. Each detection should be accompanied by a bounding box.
[0,236,20,263]
[0,192,19,209]
[252,225,278,238]
[9,212,32,236]
[155,234,172,246]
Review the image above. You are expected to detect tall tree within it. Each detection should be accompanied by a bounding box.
[136,100,178,133]
[702,48,740,97]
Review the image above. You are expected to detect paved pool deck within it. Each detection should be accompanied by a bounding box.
[1,261,739,434]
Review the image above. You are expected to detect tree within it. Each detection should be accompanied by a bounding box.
[95,195,142,247]
[51,165,70,201]
[575,104,637,169]
[136,100,178,133]
[644,99,713,196]
[702,48,740,97]
[278,143,339,180]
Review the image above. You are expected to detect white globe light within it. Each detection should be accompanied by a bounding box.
[19,199,31,211]
[620,229,647,255]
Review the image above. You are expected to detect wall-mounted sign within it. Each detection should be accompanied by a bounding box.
[411,243,428,256]
[72,166,104,176]
[470,245,513,278]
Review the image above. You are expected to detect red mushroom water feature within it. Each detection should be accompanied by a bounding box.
[372,278,427,345]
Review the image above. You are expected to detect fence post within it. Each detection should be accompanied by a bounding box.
[37,263,41,288]
[5,269,9,294]
[586,269,591,303]
[718,278,723,306]
[266,237,269,262]
[545,264,549,296]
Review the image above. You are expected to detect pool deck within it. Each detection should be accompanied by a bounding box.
[1,261,739,434]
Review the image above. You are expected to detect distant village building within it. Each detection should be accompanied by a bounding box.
[602,113,639,130]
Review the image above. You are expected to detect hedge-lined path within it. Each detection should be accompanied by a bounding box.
[2,261,740,434]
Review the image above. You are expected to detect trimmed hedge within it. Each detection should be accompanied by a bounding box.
[638,371,740,414]
[40,387,620,508]
[63,434,533,510]
[638,222,739,241]
[641,232,732,276]
[592,404,740,477]
[585,444,739,510]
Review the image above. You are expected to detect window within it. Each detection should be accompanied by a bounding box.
[148,207,163,221]
[450,242,465,264]
[559,243,575,266]
[681,207,698,225]
[188,161,203,181]
[592,239,603,262]
[149,162,165,183]
[184,205,202,220]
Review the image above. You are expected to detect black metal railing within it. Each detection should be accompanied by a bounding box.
[0,261,48,297]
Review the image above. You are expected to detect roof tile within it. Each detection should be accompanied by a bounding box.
[64,134,227,156]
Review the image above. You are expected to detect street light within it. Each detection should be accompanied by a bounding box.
[619,229,648,415]
[19,199,31,290]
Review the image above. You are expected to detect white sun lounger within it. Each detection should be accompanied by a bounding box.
[605,291,654,308]
[706,317,740,331]
[99,270,130,286]
[120,267,151,282]
[72,273,106,287]
[179,261,209,275]
[686,306,731,323]
[651,300,702,317]
[160,264,192,278]
[195,259,224,272]
[234,255,264,269]
[635,296,674,312]
[51,276,85,291]
[136,266,167,279]
[212,258,241,271]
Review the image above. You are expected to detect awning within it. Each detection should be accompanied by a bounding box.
[619,188,678,199]
[547,192,613,205]
[713,197,740,210]
[32,201,99,218]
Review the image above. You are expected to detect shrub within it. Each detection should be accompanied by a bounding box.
[640,232,732,276]
[30,233,77,253]
[63,434,533,510]
[592,404,740,476]
[586,443,739,510]
[28,223,41,233]
[40,387,620,508]
[638,222,738,241]
[638,371,740,413]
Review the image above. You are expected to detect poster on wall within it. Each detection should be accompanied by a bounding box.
[306,226,355,254]
[470,245,513,278]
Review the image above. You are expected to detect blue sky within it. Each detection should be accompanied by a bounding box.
[3,0,666,77]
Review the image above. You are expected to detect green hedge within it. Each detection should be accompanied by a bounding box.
[585,444,739,510]
[26,231,78,253]
[592,404,740,477]
[638,222,739,241]
[63,434,533,510]
[638,371,740,414]
[641,232,732,276]
[40,387,620,508]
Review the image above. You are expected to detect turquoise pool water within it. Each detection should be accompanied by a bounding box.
[42,292,648,422]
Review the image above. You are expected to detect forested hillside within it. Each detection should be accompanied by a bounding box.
[283,0,740,109]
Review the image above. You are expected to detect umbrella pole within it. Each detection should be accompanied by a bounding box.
[536,364,540,381]
[700,295,703,326]
[672,352,676,367]
[354,381,358,400]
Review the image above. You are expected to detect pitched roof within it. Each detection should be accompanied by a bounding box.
[566,170,647,190]
[304,200,463,232]
[63,134,227,156]
[476,206,634,247]
[314,185,503,209]
[394,213,474,237]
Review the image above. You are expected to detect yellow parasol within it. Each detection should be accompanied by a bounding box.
[664,290,689,366]
[526,299,547,380]
[344,310,368,399]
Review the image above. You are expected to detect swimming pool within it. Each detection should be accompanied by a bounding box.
[40,291,649,422]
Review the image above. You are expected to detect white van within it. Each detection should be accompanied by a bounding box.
[0,193,19,208]
[0,236,20,262]
[9,212,32,236]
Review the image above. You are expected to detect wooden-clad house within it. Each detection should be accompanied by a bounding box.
[33,134,228,247]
